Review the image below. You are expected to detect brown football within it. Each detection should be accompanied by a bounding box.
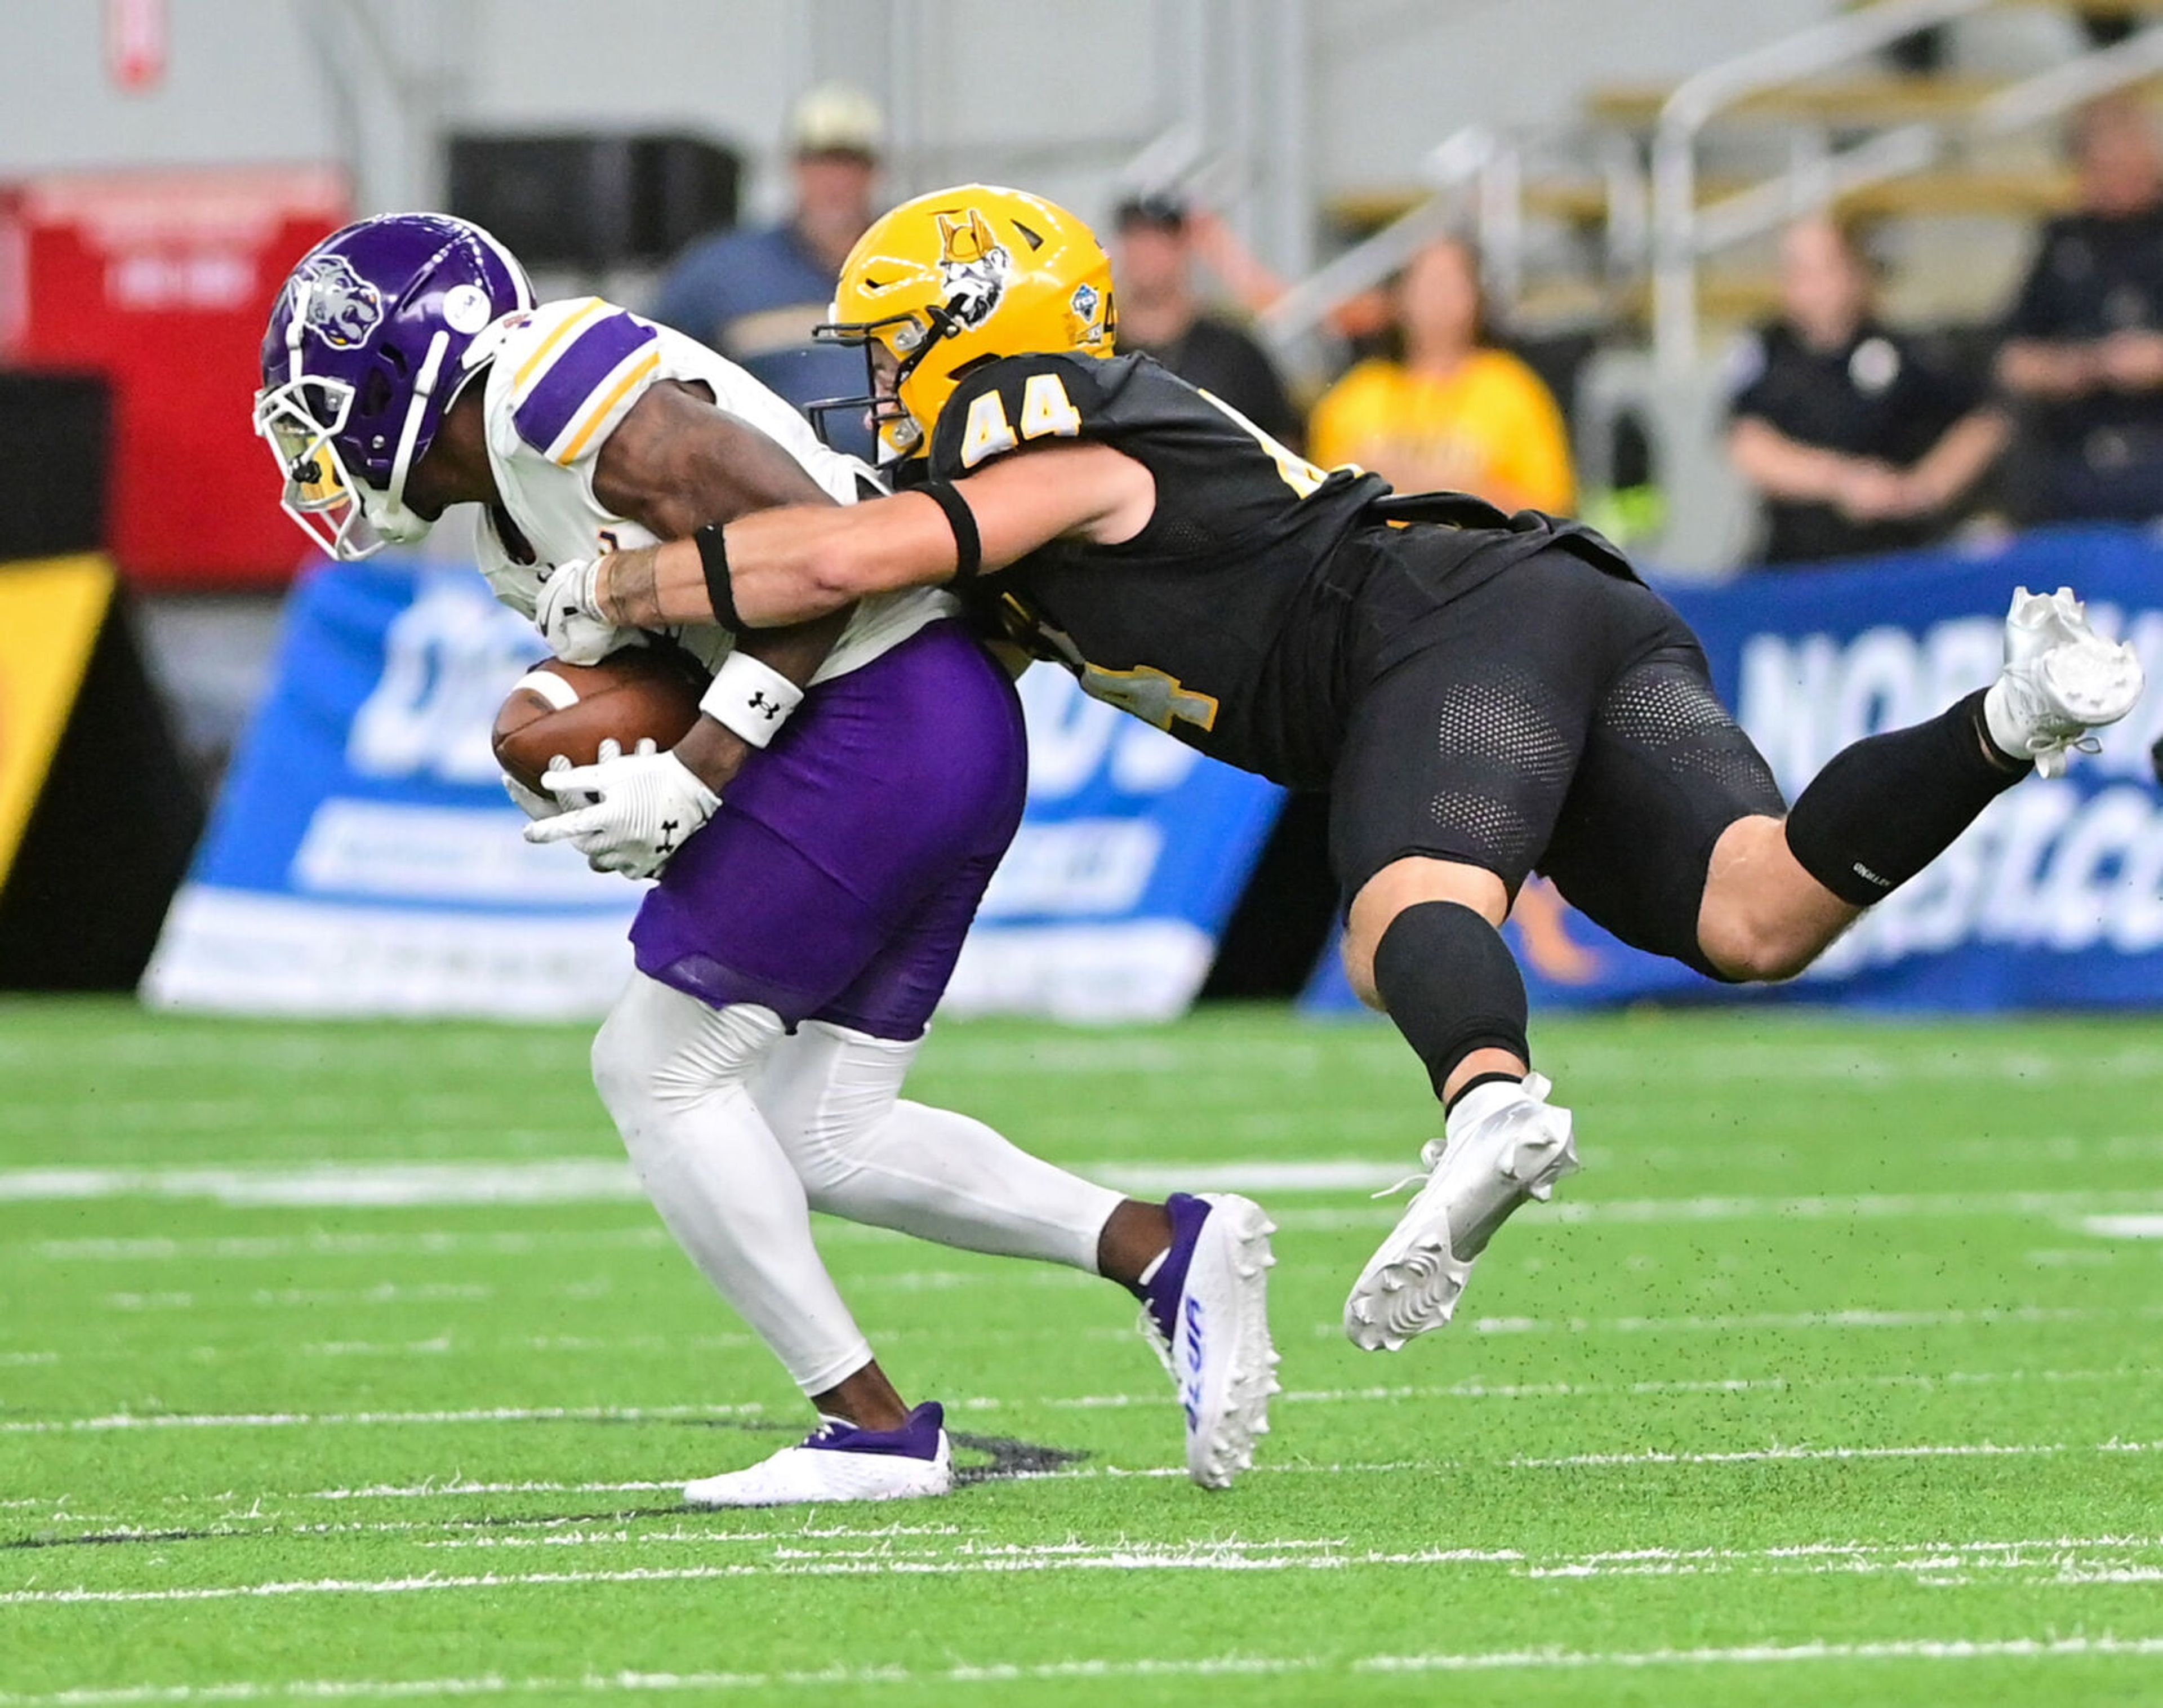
[492,646,708,795]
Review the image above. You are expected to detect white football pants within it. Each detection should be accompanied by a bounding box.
[591,971,1124,1396]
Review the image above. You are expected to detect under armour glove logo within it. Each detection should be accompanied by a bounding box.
[747,691,784,722]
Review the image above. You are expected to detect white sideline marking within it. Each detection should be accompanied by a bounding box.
[8,1159,2163,1220]
[28,1229,673,1262]
[1250,1304,2163,1340]
[1435,1304,2157,1336]
[0,1404,771,1436]
[11,1531,2162,1602]
[2085,1214,2163,1238]
[945,1365,2163,1414]
[0,1162,643,1208]
[1098,1161,1400,1193]
[2,1638,2162,1698]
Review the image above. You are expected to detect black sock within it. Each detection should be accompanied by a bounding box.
[1372,901,1530,1102]
[1784,688,2028,908]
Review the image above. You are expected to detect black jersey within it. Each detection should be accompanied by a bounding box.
[928,351,1387,784]
[928,350,1634,787]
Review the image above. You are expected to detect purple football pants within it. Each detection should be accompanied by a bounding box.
[630,619,1025,1040]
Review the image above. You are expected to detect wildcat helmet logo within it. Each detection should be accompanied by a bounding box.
[936,208,1010,328]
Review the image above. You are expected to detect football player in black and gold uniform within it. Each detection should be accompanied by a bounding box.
[547,186,2144,1354]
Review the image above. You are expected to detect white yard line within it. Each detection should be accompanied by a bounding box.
[2,1637,2162,1702]
[0,1163,644,1209]
[0,1404,773,1436]
[24,1230,673,1263]
[15,1532,2163,1603]
[7,1159,2163,1218]
[945,1365,2163,1413]
[1431,1303,2160,1336]
[2084,1214,2163,1238]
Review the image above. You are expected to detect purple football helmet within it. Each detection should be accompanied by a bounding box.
[255,213,533,560]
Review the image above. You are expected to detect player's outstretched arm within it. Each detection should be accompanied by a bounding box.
[590,441,1156,631]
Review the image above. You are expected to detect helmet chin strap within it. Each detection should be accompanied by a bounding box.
[364,328,452,548]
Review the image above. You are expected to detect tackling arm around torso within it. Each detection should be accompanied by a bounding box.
[589,439,1158,633]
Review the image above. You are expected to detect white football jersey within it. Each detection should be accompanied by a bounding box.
[471,296,951,680]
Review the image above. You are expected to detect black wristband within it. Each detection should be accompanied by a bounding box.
[693,524,740,631]
[920,480,983,588]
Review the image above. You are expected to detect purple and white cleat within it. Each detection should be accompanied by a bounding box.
[1138,1192,1280,1489]
[683,1401,953,1508]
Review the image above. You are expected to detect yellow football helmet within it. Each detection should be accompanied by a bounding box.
[812,184,1116,459]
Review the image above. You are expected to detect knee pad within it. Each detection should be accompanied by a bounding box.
[1372,901,1530,1101]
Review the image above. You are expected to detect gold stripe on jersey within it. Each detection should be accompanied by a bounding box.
[511,297,607,392]
[553,349,662,465]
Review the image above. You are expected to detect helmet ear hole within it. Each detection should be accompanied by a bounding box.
[358,369,394,419]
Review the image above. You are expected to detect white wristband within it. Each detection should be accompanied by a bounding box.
[700,650,805,748]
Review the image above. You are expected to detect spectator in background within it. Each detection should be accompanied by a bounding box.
[649,84,883,456]
[1111,194,1302,449]
[1306,235,1574,514]
[1997,93,2163,524]
[1728,217,2006,566]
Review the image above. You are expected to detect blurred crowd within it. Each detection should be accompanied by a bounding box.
[644,85,2163,575]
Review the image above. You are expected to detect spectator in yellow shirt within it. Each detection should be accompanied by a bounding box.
[1307,235,1575,514]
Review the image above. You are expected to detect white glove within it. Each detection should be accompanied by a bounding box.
[523,737,720,878]
[536,557,641,665]
[502,756,571,822]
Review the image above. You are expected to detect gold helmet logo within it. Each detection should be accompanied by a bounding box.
[934,208,1009,330]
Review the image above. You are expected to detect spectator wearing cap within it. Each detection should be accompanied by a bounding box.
[1111,194,1303,450]
[649,84,884,455]
[1997,93,2163,524]
[1728,217,2007,566]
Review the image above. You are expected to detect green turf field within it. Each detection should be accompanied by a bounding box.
[3,998,2162,1706]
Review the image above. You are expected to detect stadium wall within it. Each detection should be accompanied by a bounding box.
[0,1,1837,224]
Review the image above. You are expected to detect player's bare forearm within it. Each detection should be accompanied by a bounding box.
[674,714,752,794]
[586,505,942,628]
[597,441,1152,629]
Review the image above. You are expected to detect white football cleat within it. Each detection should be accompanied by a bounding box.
[1345,1074,1578,1353]
[1137,1192,1280,1489]
[1985,585,2144,778]
[683,1402,953,1508]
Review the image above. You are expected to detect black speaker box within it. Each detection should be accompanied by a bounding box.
[0,370,110,560]
[447,133,744,270]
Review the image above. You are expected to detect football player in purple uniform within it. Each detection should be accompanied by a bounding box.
[255,213,1279,1504]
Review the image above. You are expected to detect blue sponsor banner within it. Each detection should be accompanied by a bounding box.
[1307,524,2163,1014]
[146,557,1286,1021]
[144,559,644,1017]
